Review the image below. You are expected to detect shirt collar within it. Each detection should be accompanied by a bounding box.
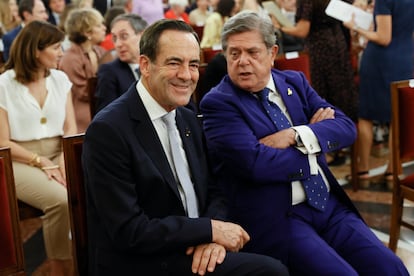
[136,80,173,122]
[266,74,277,94]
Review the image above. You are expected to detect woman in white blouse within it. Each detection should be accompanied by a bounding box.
[0,21,77,275]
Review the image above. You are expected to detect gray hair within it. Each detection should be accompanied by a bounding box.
[221,11,276,51]
[110,13,148,33]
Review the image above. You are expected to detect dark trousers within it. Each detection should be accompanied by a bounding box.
[167,251,289,276]
[91,249,288,276]
[287,195,408,276]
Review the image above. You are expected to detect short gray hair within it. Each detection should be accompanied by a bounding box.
[111,13,148,33]
[221,11,276,51]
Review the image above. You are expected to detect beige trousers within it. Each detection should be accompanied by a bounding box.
[12,137,71,260]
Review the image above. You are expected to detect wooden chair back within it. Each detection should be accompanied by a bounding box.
[388,79,414,251]
[0,51,4,69]
[0,147,25,276]
[274,51,311,84]
[191,25,204,42]
[201,48,222,64]
[62,134,87,276]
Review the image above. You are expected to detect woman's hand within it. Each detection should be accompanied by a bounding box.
[39,156,67,187]
[343,13,358,31]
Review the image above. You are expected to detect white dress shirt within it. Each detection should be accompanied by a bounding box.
[136,80,198,212]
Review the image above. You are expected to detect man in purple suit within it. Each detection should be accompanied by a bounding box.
[200,11,408,276]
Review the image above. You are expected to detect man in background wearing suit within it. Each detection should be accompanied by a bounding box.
[200,11,408,275]
[95,13,147,112]
[82,19,288,276]
[2,0,48,61]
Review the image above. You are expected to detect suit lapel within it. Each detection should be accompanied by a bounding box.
[272,72,308,126]
[175,110,200,191]
[126,88,182,200]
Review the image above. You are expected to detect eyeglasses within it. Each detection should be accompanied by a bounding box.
[112,32,133,43]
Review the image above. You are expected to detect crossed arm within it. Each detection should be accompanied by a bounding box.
[259,107,335,149]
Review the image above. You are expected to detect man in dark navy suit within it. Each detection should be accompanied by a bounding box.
[2,0,48,61]
[95,13,147,113]
[82,19,289,276]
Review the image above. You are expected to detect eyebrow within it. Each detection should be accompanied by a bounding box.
[229,46,262,51]
[165,56,200,64]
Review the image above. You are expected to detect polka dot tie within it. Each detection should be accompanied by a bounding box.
[301,173,328,211]
[258,88,291,129]
[258,88,328,211]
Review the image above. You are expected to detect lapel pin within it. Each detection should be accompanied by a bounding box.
[185,128,191,137]
[287,88,293,95]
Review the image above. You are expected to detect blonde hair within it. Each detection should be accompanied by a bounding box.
[65,7,103,43]
[71,0,93,8]
[0,0,20,33]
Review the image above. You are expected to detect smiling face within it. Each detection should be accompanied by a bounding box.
[111,20,142,64]
[140,30,200,112]
[225,30,277,92]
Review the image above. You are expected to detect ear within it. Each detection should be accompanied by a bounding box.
[271,44,278,60]
[138,55,150,78]
[84,30,93,40]
[22,10,32,21]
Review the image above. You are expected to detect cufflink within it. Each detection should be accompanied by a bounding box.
[294,130,304,147]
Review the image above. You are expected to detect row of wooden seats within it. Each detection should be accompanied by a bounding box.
[0,134,86,276]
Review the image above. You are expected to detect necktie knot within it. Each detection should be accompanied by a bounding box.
[258,88,270,103]
[258,87,291,129]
